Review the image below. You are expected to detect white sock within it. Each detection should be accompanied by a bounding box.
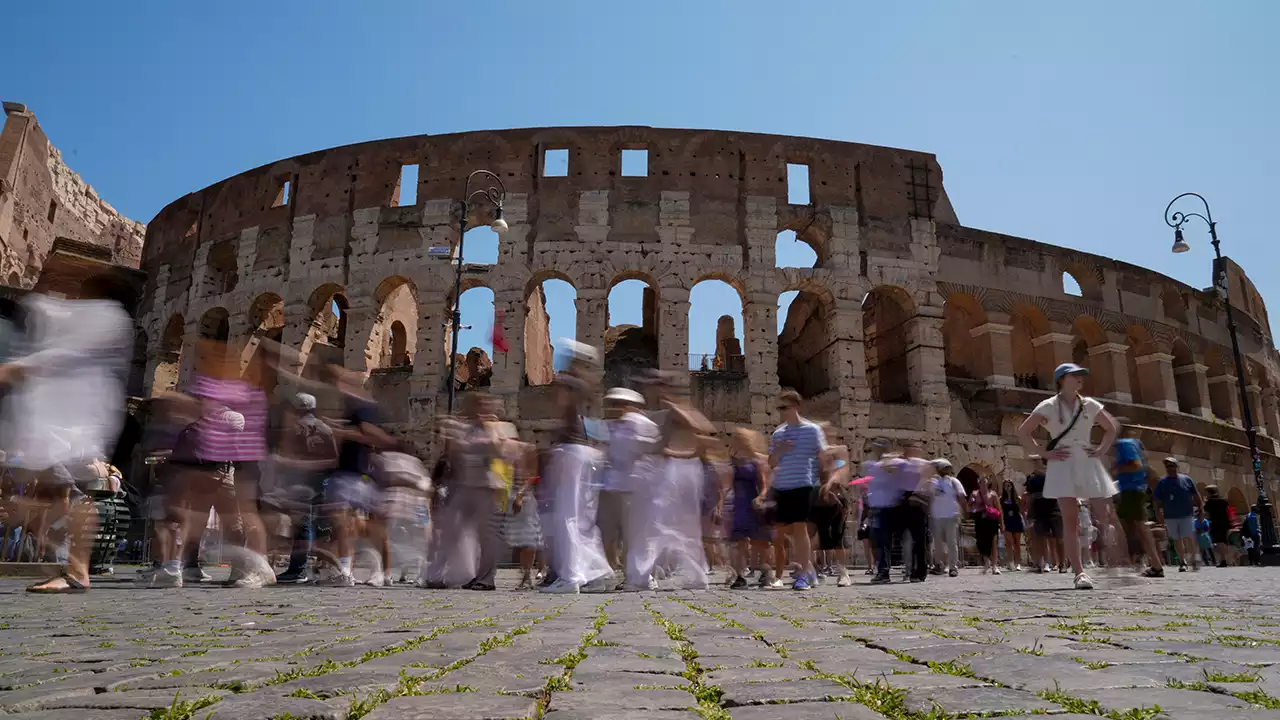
[338,557,353,575]
[163,560,182,574]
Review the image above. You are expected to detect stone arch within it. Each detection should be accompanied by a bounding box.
[1061,260,1103,301]
[302,284,348,377]
[1227,487,1249,515]
[1010,302,1052,389]
[775,228,822,269]
[197,307,230,342]
[942,292,989,380]
[957,462,996,497]
[448,285,496,391]
[690,278,744,371]
[367,276,419,371]
[526,273,577,386]
[863,285,916,404]
[1171,338,1202,415]
[152,314,185,394]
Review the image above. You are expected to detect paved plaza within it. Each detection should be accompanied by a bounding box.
[1,568,1279,719]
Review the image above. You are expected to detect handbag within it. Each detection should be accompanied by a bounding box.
[1045,400,1086,452]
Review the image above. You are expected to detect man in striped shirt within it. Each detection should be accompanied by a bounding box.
[766,389,827,590]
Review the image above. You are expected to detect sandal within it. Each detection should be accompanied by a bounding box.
[27,574,88,594]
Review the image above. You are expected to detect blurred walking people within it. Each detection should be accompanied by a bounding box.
[597,387,654,573]
[725,428,772,589]
[927,458,967,577]
[0,275,133,593]
[270,390,339,584]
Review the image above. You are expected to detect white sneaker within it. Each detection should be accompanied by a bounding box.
[317,570,356,587]
[765,578,785,590]
[993,567,1002,575]
[230,571,268,589]
[539,578,580,594]
[149,569,183,588]
[183,567,212,583]
[1014,564,1022,572]
[1074,573,1094,590]
[367,571,386,587]
[836,571,852,587]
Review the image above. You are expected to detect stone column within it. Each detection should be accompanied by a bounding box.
[659,285,690,374]
[909,308,948,406]
[1087,342,1132,403]
[744,293,780,428]
[413,300,447,389]
[1172,363,1208,415]
[280,301,315,376]
[1135,352,1178,411]
[341,303,377,375]
[1208,374,1242,426]
[1031,332,1074,388]
[575,289,608,356]
[970,322,1014,387]
[1246,384,1265,433]
[1262,390,1280,440]
[490,289,526,400]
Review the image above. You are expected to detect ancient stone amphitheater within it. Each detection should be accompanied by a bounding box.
[138,127,1280,502]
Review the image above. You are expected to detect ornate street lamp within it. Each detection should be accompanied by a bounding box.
[1164,192,1278,560]
[447,170,508,413]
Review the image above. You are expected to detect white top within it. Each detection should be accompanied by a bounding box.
[1032,393,1118,500]
[602,411,660,493]
[0,295,131,471]
[1032,394,1104,448]
[928,475,967,519]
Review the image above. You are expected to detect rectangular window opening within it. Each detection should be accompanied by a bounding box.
[273,179,291,208]
[47,200,57,223]
[543,148,568,177]
[397,164,419,207]
[787,163,811,205]
[621,148,648,177]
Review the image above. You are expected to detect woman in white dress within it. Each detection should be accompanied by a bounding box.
[1016,363,1120,589]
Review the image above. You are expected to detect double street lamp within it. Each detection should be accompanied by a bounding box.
[1164,192,1278,558]
[446,170,508,414]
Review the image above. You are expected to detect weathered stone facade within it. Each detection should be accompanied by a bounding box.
[0,103,145,284]
[136,127,1280,508]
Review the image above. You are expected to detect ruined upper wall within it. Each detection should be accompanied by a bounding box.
[141,126,950,269]
[0,103,145,285]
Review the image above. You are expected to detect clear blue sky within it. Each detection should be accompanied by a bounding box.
[7,1,1277,362]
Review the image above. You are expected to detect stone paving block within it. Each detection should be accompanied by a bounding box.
[547,688,696,714]
[2,711,145,720]
[575,654,686,674]
[364,692,539,719]
[543,711,702,720]
[437,662,562,695]
[704,666,811,684]
[728,701,886,720]
[720,678,854,706]
[16,688,231,711]
[904,686,1059,715]
[271,666,403,697]
[1076,687,1257,713]
[880,672,991,690]
[572,669,688,690]
[206,692,344,720]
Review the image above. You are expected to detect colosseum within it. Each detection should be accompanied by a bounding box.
[137,126,1280,507]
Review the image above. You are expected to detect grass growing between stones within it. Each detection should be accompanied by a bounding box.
[1166,678,1280,709]
[145,692,222,720]
[647,604,729,720]
[532,601,613,718]
[1072,656,1113,670]
[1038,684,1162,719]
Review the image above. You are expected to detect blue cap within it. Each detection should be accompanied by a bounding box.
[1053,363,1090,385]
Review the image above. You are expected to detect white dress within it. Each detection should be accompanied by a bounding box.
[1034,395,1118,500]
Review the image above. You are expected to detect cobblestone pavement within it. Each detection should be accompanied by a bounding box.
[2,567,1280,720]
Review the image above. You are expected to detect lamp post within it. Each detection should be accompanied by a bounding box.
[446,170,508,414]
[1164,192,1279,559]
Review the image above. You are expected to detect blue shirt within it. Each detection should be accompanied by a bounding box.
[1154,473,1197,519]
[1113,438,1148,492]
[1195,517,1211,535]
[769,419,827,491]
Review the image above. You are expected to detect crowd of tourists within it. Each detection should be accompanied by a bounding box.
[0,279,1268,595]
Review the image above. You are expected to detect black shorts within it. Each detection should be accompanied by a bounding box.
[1033,504,1062,538]
[1114,490,1147,523]
[773,487,815,526]
[811,500,847,550]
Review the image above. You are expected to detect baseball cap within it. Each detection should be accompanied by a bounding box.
[604,387,645,405]
[1053,363,1090,385]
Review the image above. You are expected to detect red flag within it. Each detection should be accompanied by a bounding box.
[492,310,509,354]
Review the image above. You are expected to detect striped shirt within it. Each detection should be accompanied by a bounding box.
[769,419,827,491]
[191,374,268,462]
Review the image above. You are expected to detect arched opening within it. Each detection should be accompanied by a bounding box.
[198,307,230,343]
[302,286,348,378]
[152,314,184,394]
[775,229,818,269]
[778,287,835,401]
[942,293,988,380]
[956,464,991,497]
[1205,348,1236,423]
[6,272,19,288]
[462,226,499,266]
[1062,271,1083,297]
[605,277,658,390]
[1010,304,1052,389]
[367,278,418,371]
[863,286,915,404]
[1171,339,1200,415]
[1227,487,1250,516]
[203,240,239,296]
[242,293,285,375]
[525,277,577,386]
[689,279,744,371]
[447,285,495,391]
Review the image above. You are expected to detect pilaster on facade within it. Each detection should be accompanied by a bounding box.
[658,285,691,374]
[1134,352,1178,411]
[1208,373,1243,427]
[1246,384,1265,435]
[1173,362,1213,419]
[970,322,1015,387]
[1087,342,1132,403]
